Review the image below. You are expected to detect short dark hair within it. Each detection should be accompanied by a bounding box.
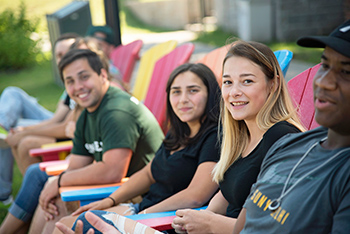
[164,63,221,151]
[58,49,104,81]
[53,32,80,49]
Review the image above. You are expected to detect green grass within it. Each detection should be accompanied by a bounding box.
[0,60,64,111]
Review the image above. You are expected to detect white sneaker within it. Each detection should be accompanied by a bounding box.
[1,195,13,206]
[0,133,9,149]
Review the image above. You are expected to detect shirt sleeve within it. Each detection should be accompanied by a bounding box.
[197,129,221,165]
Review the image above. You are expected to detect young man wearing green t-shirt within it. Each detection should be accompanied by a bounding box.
[0,49,164,234]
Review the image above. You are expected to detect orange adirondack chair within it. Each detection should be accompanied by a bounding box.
[196,45,229,86]
[110,40,143,83]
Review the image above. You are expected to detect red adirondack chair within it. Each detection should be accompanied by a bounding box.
[110,40,143,83]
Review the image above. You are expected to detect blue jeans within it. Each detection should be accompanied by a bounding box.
[8,163,48,222]
[0,86,53,130]
[0,87,53,199]
[72,204,140,234]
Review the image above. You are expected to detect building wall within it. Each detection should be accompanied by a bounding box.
[215,0,345,42]
[274,0,344,41]
[126,0,212,30]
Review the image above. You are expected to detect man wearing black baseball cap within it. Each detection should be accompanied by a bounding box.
[233,19,350,234]
[86,25,116,58]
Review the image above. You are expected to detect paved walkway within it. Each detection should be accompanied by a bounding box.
[122,30,316,86]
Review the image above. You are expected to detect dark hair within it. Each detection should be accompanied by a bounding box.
[70,37,111,80]
[58,49,104,81]
[164,63,221,151]
[53,32,80,48]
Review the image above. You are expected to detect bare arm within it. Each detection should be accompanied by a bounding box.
[233,208,246,234]
[172,190,236,234]
[144,161,219,214]
[61,148,133,186]
[206,190,229,215]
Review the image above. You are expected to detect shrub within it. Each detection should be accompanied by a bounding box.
[0,3,43,71]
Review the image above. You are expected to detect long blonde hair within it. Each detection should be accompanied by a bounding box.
[212,40,305,183]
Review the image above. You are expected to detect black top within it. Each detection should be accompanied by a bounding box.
[139,126,220,211]
[219,121,300,218]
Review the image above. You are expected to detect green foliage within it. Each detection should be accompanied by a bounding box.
[0,3,44,71]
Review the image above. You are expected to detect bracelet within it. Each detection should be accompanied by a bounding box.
[57,171,66,188]
[142,209,147,214]
[107,196,116,206]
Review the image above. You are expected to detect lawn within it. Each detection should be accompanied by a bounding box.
[0,0,322,224]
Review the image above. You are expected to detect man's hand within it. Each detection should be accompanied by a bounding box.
[172,209,215,234]
[39,176,60,219]
[55,212,121,234]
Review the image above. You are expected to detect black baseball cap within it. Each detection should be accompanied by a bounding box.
[297,19,350,58]
[86,25,115,45]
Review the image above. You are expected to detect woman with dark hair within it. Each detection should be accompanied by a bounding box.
[54,63,222,233]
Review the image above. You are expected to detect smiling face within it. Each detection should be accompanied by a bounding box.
[222,56,272,123]
[63,58,109,112]
[169,71,208,132]
[313,46,350,133]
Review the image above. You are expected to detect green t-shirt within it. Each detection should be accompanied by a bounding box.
[72,86,164,176]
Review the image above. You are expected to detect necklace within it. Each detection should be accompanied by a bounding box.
[268,137,350,212]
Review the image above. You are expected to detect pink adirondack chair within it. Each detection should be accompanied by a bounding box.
[144,43,195,133]
[110,40,143,83]
[287,63,321,130]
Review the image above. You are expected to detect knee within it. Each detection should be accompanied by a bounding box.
[25,163,41,177]
[17,136,39,153]
[2,86,22,98]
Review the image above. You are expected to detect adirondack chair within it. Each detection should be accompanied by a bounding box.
[196,45,228,85]
[125,206,207,231]
[29,140,72,162]
[132,40,178,101]
[287,63,321,130]
[274,49,294,77]
[110,40,143,83]
[144,43,195,132]
[39,159,69,175]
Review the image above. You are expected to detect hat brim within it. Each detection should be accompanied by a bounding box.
[297,36,350,58]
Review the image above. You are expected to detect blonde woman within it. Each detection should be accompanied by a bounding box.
[172,40,305,233]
